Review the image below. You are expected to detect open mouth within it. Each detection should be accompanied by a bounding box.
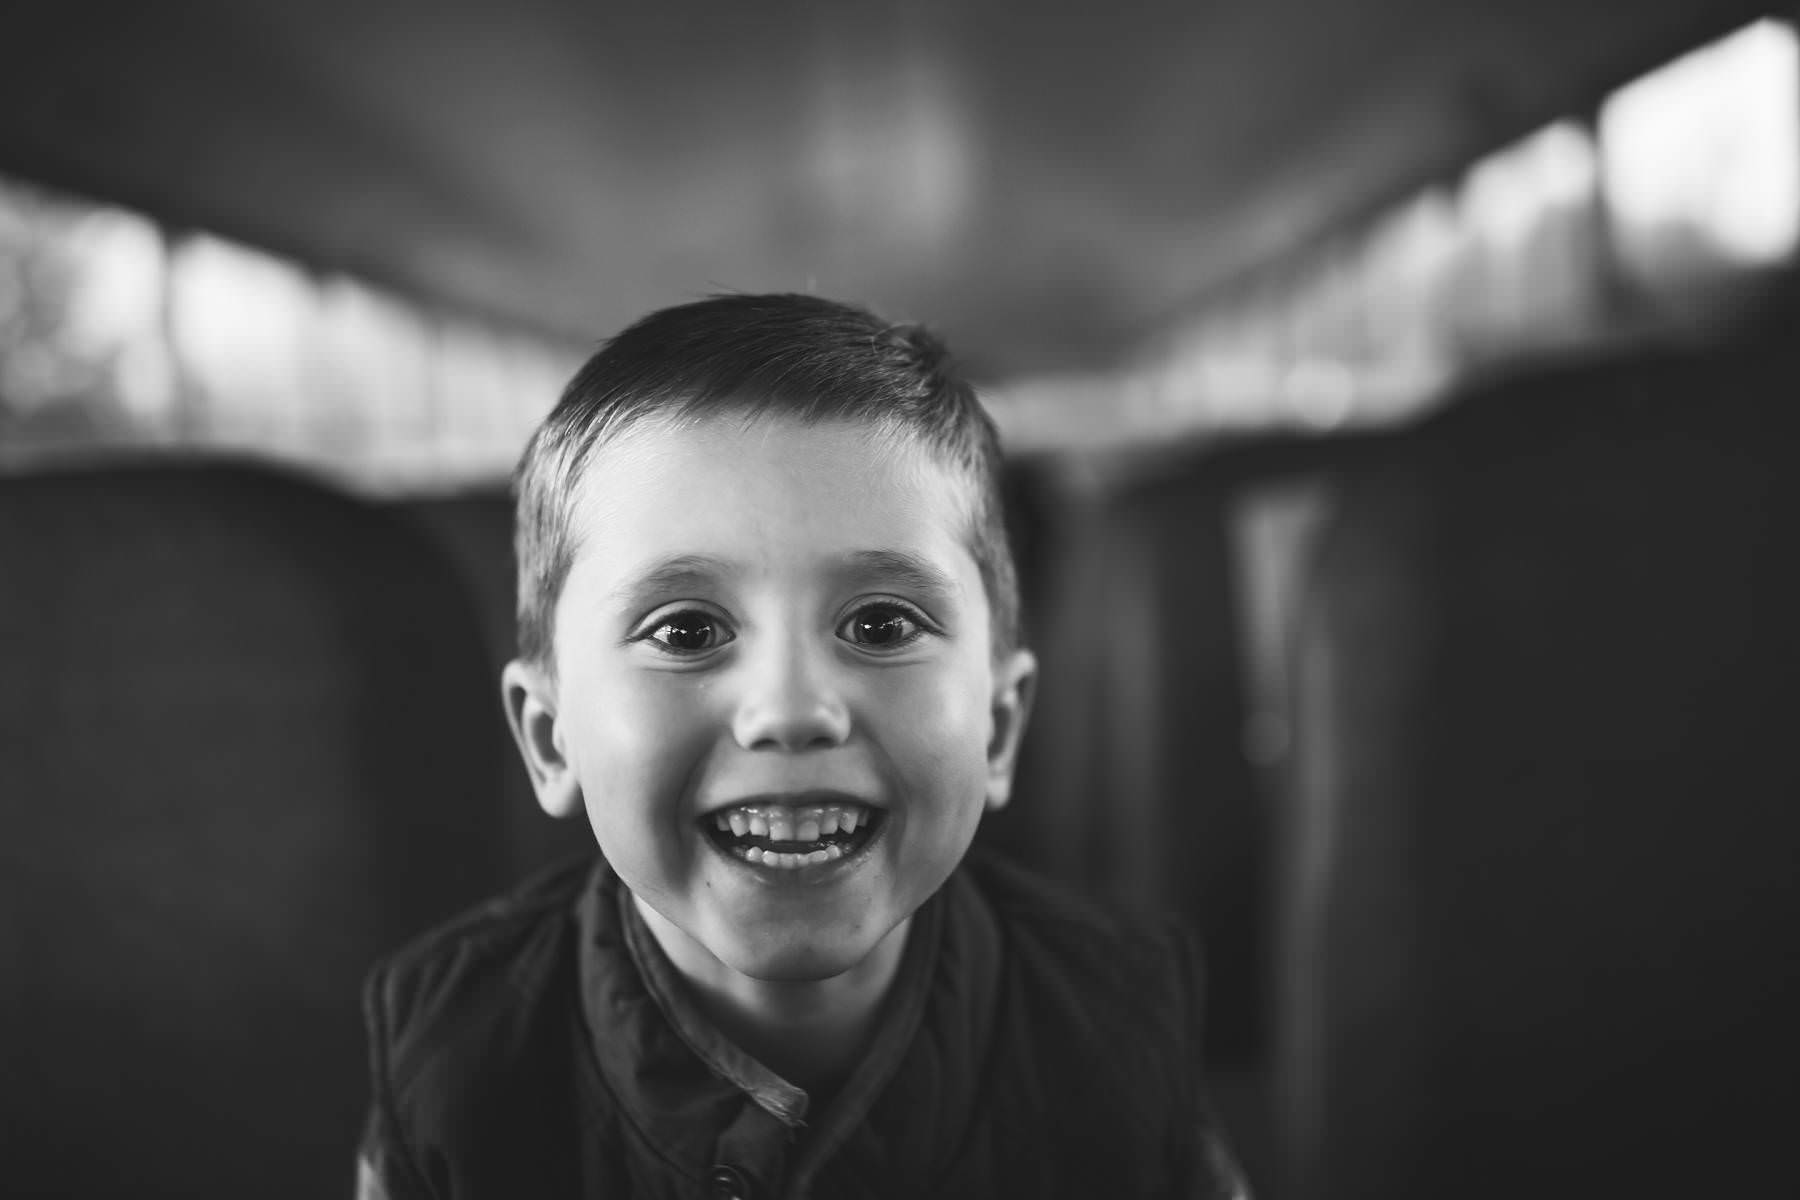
[700,800,884,870]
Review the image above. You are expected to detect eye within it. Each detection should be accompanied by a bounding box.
[838,601,928,650]
[641,609,734,655]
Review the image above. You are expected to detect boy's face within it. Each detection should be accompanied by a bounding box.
[504,414,1035,984]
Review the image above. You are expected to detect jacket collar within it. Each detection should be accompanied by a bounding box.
[575,858,1000,1194]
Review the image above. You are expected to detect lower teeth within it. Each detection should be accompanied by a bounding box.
[739,844,845,869]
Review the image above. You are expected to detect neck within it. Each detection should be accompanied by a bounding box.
[632,897,910,1104]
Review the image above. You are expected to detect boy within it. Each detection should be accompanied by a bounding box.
[357,294,1247,1199]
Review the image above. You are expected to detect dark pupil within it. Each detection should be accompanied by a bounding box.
[858,612,906,644]
[662,619,712,650]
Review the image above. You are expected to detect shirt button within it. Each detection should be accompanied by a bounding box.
[708,1163,752,1200]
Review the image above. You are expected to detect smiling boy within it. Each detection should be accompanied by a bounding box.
[357,295,1247,1199]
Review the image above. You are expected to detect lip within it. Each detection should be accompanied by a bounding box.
[696,788,884,818]
[698,806,889,886]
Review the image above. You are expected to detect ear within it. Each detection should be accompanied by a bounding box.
[984,648,1038,812]
[501,659,584,820]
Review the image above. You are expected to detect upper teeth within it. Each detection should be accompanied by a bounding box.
[711,802,869,843]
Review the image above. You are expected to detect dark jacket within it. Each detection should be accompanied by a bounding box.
[357,849,1248,1199]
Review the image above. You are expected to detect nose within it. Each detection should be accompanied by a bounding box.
[731,635,852,752]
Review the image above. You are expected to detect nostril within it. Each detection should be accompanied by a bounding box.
[732,695,851,751]
[744,727,844,753]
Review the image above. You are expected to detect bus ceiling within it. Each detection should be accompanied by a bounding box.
[0,0,1771,380]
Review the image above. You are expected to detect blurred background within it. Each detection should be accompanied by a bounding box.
[2,2,1797,1197]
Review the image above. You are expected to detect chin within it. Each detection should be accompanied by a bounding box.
[722,929,880,984]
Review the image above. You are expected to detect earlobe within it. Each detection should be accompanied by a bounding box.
[500,659,584,819]
[984,648,1038,812]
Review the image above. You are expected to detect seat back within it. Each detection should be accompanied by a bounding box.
[1277,343,1800,1199]
[394,491,594,876]
[0,462,512,1198]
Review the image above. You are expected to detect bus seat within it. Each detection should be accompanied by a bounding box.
[394,491,593,875]
[1277,342,1800,1200]
[990,456,1274,1185]
[1000,458,1265,1065]
[0,462,514,1199]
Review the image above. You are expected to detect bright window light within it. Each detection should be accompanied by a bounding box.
[1600,18,1800,268]
[168,234,318,440]
[1461,121,1599,253]
[1449,121,1605,351]
[63,210,176,424]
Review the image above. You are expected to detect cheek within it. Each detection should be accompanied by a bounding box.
[882,665,992,804]
[576,669,712,772]
[570,675,715,856]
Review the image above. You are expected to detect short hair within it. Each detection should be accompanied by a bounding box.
[513,293,1022,670]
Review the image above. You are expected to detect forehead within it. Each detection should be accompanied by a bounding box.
[565,414,980,584]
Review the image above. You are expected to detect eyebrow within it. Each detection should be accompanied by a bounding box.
[608,549,961,612]
[835,550,961,606]
[609,554,735,611]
